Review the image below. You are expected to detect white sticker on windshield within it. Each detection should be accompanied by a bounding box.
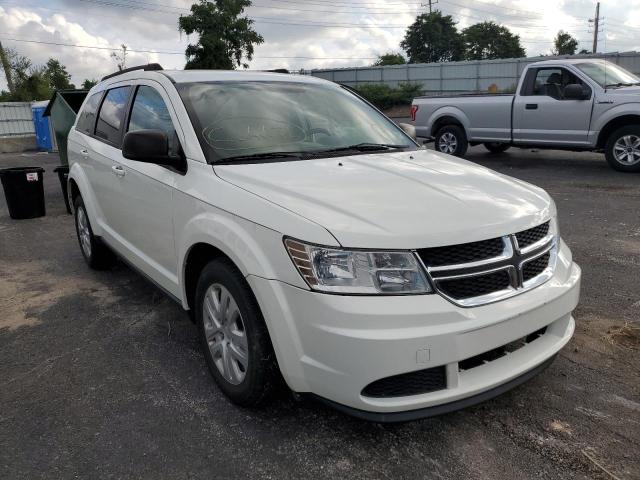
[26,172,38,182]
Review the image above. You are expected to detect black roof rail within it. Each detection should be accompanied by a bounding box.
[264,68,290,74]
[101,63,163,81]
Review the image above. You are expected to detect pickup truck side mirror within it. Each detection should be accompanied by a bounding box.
[563,84,590,100]
[122,129,184,169]
[398,123,417,141]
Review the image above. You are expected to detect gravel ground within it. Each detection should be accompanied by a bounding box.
[0,148,638,480]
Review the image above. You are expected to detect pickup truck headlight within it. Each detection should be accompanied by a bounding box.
[284,238,432,294]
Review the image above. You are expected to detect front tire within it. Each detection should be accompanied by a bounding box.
[195,258,281,407]
[435,125,468,157]
[484,142,511,154]
[74,196,115,270]
[605,125,640,172]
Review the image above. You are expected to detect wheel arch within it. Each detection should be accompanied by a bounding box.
[596,114,640,149]
[428,107,470,139]
[67,164,103,236]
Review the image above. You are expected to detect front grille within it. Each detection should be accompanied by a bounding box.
[438,269,511,300]
[515,221,550,249]
[417,237,504,267]
[459,327,547,372]
[522,251,551,282]
[362,366,446,398]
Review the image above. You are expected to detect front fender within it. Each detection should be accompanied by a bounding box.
[592,102,640,134]
[175,206,308,309]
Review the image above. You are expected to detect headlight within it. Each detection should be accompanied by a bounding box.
[284,238,432,295]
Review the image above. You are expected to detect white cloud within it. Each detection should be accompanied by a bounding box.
[0,0,638,92]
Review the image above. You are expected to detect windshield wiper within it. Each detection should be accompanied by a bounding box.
[314,143,411,154]
[216,151,304,164]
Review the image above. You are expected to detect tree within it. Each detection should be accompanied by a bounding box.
[552,31,578,56]
[110,44,128,71]
[462,22,525,60]
[82,78,98,90]
[373,52,406,66]
[400,11,463,64]
[179,0,263,70]
[43,58,74,90]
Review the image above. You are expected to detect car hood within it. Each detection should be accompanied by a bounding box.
[214,149,554,249]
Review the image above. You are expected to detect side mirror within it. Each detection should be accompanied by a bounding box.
[398,122,417,141]
[122,129,182,168]
[564,84,590,100]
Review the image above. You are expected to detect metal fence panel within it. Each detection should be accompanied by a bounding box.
[0,102,35,137]
[310,52,640,95]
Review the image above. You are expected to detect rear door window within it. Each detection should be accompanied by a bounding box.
[95,86,132,146]
[128,86,179,155]
[76,92,102,135]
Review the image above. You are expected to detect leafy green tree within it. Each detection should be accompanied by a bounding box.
[43,58,74,90]
[462,22,525,60]
[179,0,263,69]
[400,11,463,64]
[82,78,98,90]
[552,31,579,55]
[373,52,406,66]
[2,50,51,101]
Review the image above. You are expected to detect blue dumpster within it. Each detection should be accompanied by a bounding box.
[31,101,53,151]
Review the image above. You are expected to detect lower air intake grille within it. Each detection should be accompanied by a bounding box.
[438,269,511,300]
[362,366,446,398]
[523,252,551,282]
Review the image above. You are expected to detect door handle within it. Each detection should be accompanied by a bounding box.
[525,103,538,110]
[80,149,89,155]
[111,165,126,177]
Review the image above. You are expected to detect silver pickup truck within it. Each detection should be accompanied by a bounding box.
[411,59,640,172]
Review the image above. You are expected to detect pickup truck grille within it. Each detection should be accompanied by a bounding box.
[418,221,556,307]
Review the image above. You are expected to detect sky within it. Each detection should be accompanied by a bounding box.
[0,0,638,90]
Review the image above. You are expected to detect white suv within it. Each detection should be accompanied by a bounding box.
[67,65,581,422]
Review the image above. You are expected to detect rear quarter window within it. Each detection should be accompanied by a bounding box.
[76,92,103,135]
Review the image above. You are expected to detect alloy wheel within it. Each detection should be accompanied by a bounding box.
[613,135,640,165]
[77,207,92,258]
[439,132,458,154]
[202,283,248,385]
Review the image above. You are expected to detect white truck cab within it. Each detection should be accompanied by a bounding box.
[67,64,581,421]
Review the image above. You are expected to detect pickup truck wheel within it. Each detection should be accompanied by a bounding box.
[435,125,468,157]
[605,126,640,172]
[484,143,511,154]
[73,196,115,270]
[195,258,281,407]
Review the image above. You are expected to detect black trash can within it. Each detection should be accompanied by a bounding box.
[53,166,72,214]
[0,167,46,220]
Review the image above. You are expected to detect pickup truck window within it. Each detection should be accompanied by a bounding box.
[575,61,640,88]
[524,67,588,100]
[177,81,413,163]
[128,86,179,156]
[95,86,132,146]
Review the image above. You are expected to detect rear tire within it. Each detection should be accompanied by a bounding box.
[604,125,640,172]
[435,125,468,157]
[484,142,511,154]
[74,196,115,270]
[195,258,281,407]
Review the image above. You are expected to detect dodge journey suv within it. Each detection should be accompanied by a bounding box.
[67,64,581,422]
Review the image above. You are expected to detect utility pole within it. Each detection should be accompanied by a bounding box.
[421,0,438,14]
[0,41,14,94]
[590,2,600,54]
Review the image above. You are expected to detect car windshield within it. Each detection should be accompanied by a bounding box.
[575,61,640,88]
[176,81,415,163]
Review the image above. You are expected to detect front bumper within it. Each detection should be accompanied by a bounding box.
[248,241,580,418]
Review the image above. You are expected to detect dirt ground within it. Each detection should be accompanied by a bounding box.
[0,148,638,479]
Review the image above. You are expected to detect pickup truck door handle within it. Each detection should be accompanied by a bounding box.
[80,149,89,156]
[111,165,126,177]
[525,103,538,110]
